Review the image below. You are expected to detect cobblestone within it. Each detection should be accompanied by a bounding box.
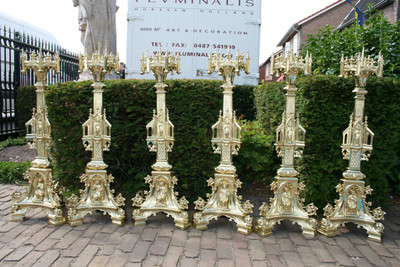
[0,184,398,266]
[185,237,201,258]
[31,250,60,267]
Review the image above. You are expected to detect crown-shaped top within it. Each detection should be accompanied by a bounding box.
[208,48,250,85]
[79,47,119,82]
[140,48,181,83]
[21,49,60,83]
[340,48,384,79]
[270,50,312,77]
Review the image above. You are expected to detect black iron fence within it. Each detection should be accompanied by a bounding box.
[0,26,79,139]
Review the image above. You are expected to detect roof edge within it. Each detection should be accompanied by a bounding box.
[276,23,299,47]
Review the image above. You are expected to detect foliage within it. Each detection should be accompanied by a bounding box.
[301,11,400,77]
[0,137,27,151]
[45,79,255,201]
[256,76,400,209]
[362,77,400,202]
[233,85,256,121]
[16,86,36,132]
[0,161,30,184]
[234,120,278,185]
[296,76,354,208]
[254,82,286,133]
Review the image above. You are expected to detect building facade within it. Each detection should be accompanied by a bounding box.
[260,0,399,83]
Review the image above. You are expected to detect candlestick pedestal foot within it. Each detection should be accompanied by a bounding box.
[132,171,190,230]
[193,173,253,235]
[255,176,318,237]
[11,167,65,225]
[318,179,385,243]
[67,168,126,226]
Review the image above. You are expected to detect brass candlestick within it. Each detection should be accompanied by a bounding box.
[319,49,385,242]
[193,49,254,235]
[255,51,318,237]
[11,49,65,225]
[131,50,190,230]
[67,50,126,226]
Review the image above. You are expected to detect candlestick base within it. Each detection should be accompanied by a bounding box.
[255,175,318,237]
[132,170,190,230]
[193,173,253,235]
[10,167,65,225]
[318,178,385,243]
[67,168,126,226]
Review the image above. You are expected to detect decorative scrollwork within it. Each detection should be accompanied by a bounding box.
[67,194,79,208]
[374,222,384,233]
[207,177,215,189]
[11,191,23,202]
[178,196,189,210]
[365,185,373,195]
[115,193,125,207]
[372,207,385,221]
[194,197,206,211]
[259,202,270,217]
[298,181,306,192]
[306,203,318,216]
[131,194,145,207]
[242,200,254,214]
[323,204,334,217]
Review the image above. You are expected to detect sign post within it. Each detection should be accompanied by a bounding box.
[126,0,261,85]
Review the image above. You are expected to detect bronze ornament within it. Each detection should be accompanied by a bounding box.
[131,50,190,230]
[318,49,385,242]
[67,50,126,226]
[11,50,65,225]
[255,52,318,237]
[193,49,254,235]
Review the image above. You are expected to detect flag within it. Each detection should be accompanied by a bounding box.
[345,0,368,26]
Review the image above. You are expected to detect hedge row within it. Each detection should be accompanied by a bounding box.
[17,76,399,209]
[0,161,31,184]
[255,76,400,208]
[20,79,255,201]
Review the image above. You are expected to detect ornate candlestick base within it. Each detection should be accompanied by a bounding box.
[319,50,385,242]
[133,50,189,229]
[68,51,126,226]
[11,166,65,225]
[11,50,64,225]
[318,179,385,242]
[132,170,190,229]
[193,172,254,235]
[255,173,318,237]
[67,167,126,226]
[193,49,252,235]
[256,51,316,237]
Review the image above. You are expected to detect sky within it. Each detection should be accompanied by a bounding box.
[0,0,336,64]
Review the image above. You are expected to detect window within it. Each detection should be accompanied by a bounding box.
[293,34,298,54]
[285,42,290,57]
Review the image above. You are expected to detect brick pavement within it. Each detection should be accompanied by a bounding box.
[0,184,399,266]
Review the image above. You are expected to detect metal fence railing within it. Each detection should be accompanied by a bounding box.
[0,26,79,139]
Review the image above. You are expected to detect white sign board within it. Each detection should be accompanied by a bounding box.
[126,0,261,85]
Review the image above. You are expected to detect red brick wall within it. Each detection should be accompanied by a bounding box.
[299,2,351,45]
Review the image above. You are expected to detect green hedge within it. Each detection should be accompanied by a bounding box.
[0,161,30,184]
[16,86,36,132]
[44,79,255,201]
[256,76,400,208]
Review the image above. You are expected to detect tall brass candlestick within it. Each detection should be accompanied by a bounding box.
[11,49,65,225]
[319,49,385,242]
[131,50,190,230]
[67,50,126,226]
[255,51,318,237]
[193,49,254,235]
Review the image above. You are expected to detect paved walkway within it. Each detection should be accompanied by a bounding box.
[0,184,399,266]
